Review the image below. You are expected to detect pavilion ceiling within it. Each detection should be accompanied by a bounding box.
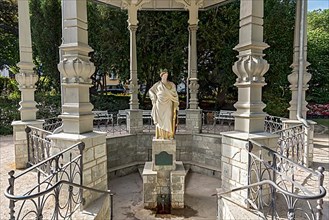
[95,0,231,10]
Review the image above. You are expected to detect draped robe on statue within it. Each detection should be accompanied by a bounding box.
[149,81,179,139]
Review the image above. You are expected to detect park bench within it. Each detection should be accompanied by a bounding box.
[117,110,128,125]
[213,110,235,126]
[92,110,113,126]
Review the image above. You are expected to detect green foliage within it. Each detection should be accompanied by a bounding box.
[263,0,295,117]
[0,0,19,68]
[198,2,239,109]
[91,94,129,112]
[313,119,329,128]
[88,3,129,87]
[307,9,329,103]
[0,77,20,135]
[35,92,61,119]
[30,0,62,92]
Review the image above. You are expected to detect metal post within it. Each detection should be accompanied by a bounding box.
[8,170,15,220]
[316,167,325,220]
[25,126,31,166]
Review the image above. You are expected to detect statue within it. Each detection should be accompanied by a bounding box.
[149,69,179,139]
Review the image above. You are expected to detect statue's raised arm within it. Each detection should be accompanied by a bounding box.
[148,69,179,139]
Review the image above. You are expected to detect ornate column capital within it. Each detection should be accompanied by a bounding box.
[15,72,38,89]
[188,24,198,32]
[176,0,203,25]
[232,55,269,84]
[58,57,94,84]
[123,0,150,26]
[128,24,138,32]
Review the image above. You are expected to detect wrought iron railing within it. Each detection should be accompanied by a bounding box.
[274,124,306,165]
[26,125,52,168]
[264,115,284,133]
[4,142,113,220]
[201,110,235,134]
[42,117,63,132]
[217,139,326,220]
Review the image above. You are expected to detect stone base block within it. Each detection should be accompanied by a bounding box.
[142,161,186,210]
[186,109,202,134]
[49,131,107,209]
[126,109,143,134]
[171,161,185,208]
[152,138,176,171]
[12,120,44,169]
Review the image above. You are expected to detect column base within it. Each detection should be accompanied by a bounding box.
[221,131,278,207]
[186,109,202,134]
[11,120,44,169]
[48,131,107,209]
[126,109,143,134]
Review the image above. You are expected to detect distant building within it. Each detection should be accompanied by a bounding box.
[0,65,10,78]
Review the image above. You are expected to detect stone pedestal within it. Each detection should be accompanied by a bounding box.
[221,131,278,207]
[186,109,202,134]
[12,120,44,169]
[142,139,185,210]
[49,132,107,209]
[126,109,143,134]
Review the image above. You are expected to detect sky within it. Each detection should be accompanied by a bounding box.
[308,0,329,11]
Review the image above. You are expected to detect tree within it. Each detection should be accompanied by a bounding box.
[87,3,129,94]
[307,9,329,104]
[262,0,296,117]
[137,11,188,105]
[197,2,239,109]
[0,0,19,70]
[30,0,62,92]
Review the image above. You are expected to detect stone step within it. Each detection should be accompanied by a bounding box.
[72,194,108,220]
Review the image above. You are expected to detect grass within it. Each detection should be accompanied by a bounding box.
[312,118,329,128]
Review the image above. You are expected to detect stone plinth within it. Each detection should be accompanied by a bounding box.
[12,120,44,169]
[126,109,143,134]
[49,132,107,209]
[152,139,176,171]
[221,131,278,208]
[186,109,202,134]
[142,138,185,210]
[170,161,185,209]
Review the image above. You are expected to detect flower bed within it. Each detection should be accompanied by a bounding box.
[307,103,329,118]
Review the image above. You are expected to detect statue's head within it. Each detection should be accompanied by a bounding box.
[159,68,168,77]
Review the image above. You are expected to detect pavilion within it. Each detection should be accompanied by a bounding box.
[11,0,318,218]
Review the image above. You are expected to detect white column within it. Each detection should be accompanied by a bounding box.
[288,0,310,119]
[124,1,150,134]
[177,0,203,133]
[188,23,199,109]
[177,0,202,109]
[127,4,139,110]
[12,0,43,169]
[232,0,269,133]
[57,0,95,134]
[50,0,108,209]
[16,0,38,121]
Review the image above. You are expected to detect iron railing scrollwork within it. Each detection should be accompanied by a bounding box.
[5,142,113,220]
[274,124,306,165]
[217,139,326,220]
[264,115,284,133]
[42,117,63,132]
[26,125,52,168]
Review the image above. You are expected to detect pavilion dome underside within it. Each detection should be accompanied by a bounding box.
[95,0,230,10]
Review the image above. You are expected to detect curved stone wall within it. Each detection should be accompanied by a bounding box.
[106,133,222,179]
